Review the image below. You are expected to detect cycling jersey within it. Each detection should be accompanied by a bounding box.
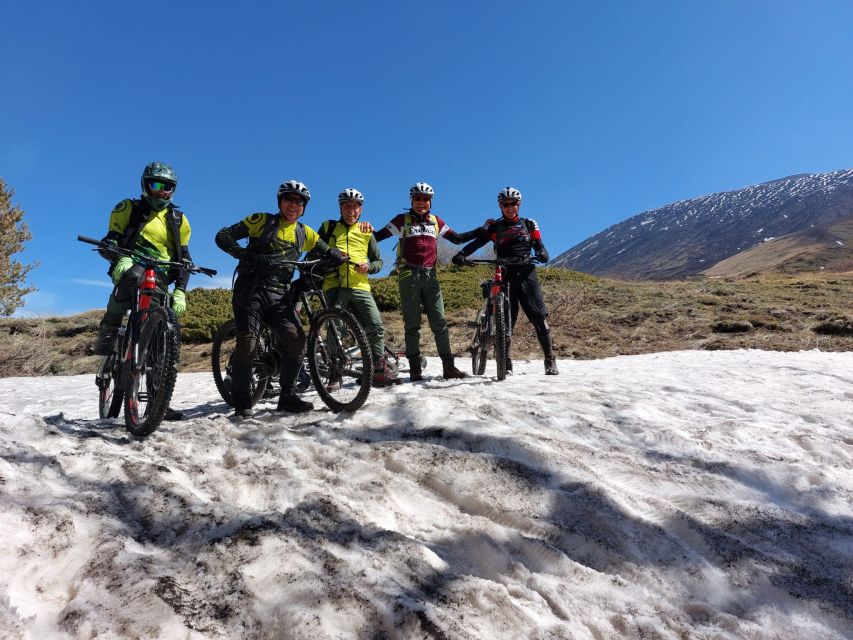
[216,212,328,291]
[458,215,548,263]
[375,210,472,269]
[315,219,383,291]
[104,198,192,289]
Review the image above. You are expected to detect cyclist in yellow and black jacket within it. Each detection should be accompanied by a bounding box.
[215,180,345,419]
[91,162,192,420]
[307,188,396,386]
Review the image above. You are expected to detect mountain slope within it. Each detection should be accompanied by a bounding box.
[552,169,853,279]
[702,218,853,277]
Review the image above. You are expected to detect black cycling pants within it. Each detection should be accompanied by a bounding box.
[231,278,305,409]
[506,266,553,357]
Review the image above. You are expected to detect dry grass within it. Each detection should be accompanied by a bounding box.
[1,270,850,377]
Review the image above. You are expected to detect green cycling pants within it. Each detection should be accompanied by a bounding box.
[397,267,451,358]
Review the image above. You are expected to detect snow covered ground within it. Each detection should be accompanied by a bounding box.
[1,351,851,639]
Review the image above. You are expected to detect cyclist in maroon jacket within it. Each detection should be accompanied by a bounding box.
[453,187,559,375]
[374,182,481,380]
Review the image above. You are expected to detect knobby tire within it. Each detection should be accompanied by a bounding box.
[124,306,180,437]
[211,319,270,407]
[307,309,372,413]
[494,292,509,381]
[470,307,488,376]
[97,351,123,419]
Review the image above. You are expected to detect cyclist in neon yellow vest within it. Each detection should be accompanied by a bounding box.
[309,188,396,386]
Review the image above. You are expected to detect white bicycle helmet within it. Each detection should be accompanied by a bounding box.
[409,182,434,198]
[497,186,522,203]
[338,188,364,205]
[277,179,311,206]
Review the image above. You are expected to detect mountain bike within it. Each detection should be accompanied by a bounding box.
[462,257,532,381]
[212,317,417,406]
[78,235,217,436]
[211,258,373,413]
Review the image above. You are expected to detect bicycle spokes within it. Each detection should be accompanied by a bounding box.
[307,309,372,413]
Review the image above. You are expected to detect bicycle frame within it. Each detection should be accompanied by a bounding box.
[79,234,216,433]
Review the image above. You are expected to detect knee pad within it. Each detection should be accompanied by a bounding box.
[114,265,145,303]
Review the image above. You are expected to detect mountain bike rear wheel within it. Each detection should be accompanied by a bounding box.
[307,309,372,412]
[470,308,488,376]
[494,292,509,381]
[211,319,271,407]
[124,306,180,437]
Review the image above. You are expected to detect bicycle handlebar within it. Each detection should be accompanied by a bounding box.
[77,235,218,277]
[465,257,536,266]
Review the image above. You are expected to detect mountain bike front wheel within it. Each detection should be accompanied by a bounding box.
[494,292,509,381]
[470,307,489,376]
[124,306,180,437]
[307,309,372,413]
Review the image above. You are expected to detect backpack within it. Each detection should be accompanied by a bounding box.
[493,217,536,247]
[119,199,185,259]
[253,214,306,252]
[107,199,185,279]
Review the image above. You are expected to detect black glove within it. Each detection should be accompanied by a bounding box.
[249,253,283,269]
[452,253,471,266]
[328,248,347,265]
[534,250,549,264]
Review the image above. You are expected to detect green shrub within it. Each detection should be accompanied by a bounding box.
[181,288,233,343]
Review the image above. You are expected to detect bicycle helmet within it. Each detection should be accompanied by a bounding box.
[497,186,522,203]
[338,188,364,205]
[409,182,434,198]
[141,161,178,210]
[277,179,311,207]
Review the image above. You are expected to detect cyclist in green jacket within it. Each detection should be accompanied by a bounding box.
[309,188,396,386]
[215,180,345,419]
[92,161,192,420]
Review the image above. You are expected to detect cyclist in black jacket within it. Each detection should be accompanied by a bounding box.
[453,187,558,375]
[215,179,345,418]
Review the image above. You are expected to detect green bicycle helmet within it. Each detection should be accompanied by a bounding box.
[141,161,178,210]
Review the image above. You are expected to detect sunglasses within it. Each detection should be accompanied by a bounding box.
[148,181,175,193]
[280,195,306,205]
[500,200,520,208]
[412,195,431,202]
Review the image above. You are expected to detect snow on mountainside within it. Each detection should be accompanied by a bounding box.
[552,169,853,279]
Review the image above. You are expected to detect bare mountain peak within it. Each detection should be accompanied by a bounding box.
[553,168,853,279]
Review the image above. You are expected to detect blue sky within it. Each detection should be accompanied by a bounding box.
[3,1,852,316]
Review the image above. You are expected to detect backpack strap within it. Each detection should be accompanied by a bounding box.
[166,207,185,262]
[252,215,306,252]
[319,220,338,246]
[295,221,306,252]
[257,214,281,246]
